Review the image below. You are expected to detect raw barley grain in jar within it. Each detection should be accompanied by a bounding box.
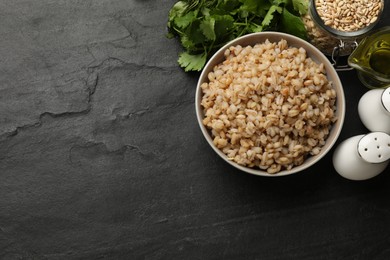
[303,0,384,57]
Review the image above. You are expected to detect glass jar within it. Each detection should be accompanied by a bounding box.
[348,27,390,88]
[303,0,385,70]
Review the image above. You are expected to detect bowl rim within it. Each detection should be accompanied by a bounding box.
[195,31,346,177]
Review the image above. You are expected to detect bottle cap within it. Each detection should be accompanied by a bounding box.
[358,132,390,163]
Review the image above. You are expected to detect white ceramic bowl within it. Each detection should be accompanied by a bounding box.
[195,32,346,177]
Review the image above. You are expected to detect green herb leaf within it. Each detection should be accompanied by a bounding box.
[248,23,263,33]
[178,52,207,72]
[180,34,197,51]
[168,1,187,24]
[214,14,235,38]
[279,8,307,39]
[217,0,242,13]
[200,16,216,41]
[262,5,282,27]
[271,0,288,6]
[174,10,198,29]
[185,19,206,45]
[201,7,211,17]
[239,0,272,17]
[292,0,308,15]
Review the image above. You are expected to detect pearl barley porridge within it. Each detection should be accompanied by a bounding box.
[200,39,337,174]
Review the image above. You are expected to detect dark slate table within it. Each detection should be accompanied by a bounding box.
[1,1,389,259]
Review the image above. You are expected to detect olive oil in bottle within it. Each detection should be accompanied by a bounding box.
[369,46,390,76]
[348,27,390,89]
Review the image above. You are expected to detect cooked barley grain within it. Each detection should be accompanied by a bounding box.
[201,39,337,174]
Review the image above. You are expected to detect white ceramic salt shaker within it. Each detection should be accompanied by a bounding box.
[358,87,390,134]
[332,132,390,180]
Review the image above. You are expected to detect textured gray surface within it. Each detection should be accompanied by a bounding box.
[1,0,390,259]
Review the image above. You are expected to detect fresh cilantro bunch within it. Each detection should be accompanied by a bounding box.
[167,0,308,72]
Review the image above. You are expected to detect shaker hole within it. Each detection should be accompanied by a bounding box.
[364,148,368,151]
[377,146,380,149]
[374,137,378,141]
[378,154,382,158]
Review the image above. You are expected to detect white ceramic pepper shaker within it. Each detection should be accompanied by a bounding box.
[332,132,390,180]
[358,87,390,134]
